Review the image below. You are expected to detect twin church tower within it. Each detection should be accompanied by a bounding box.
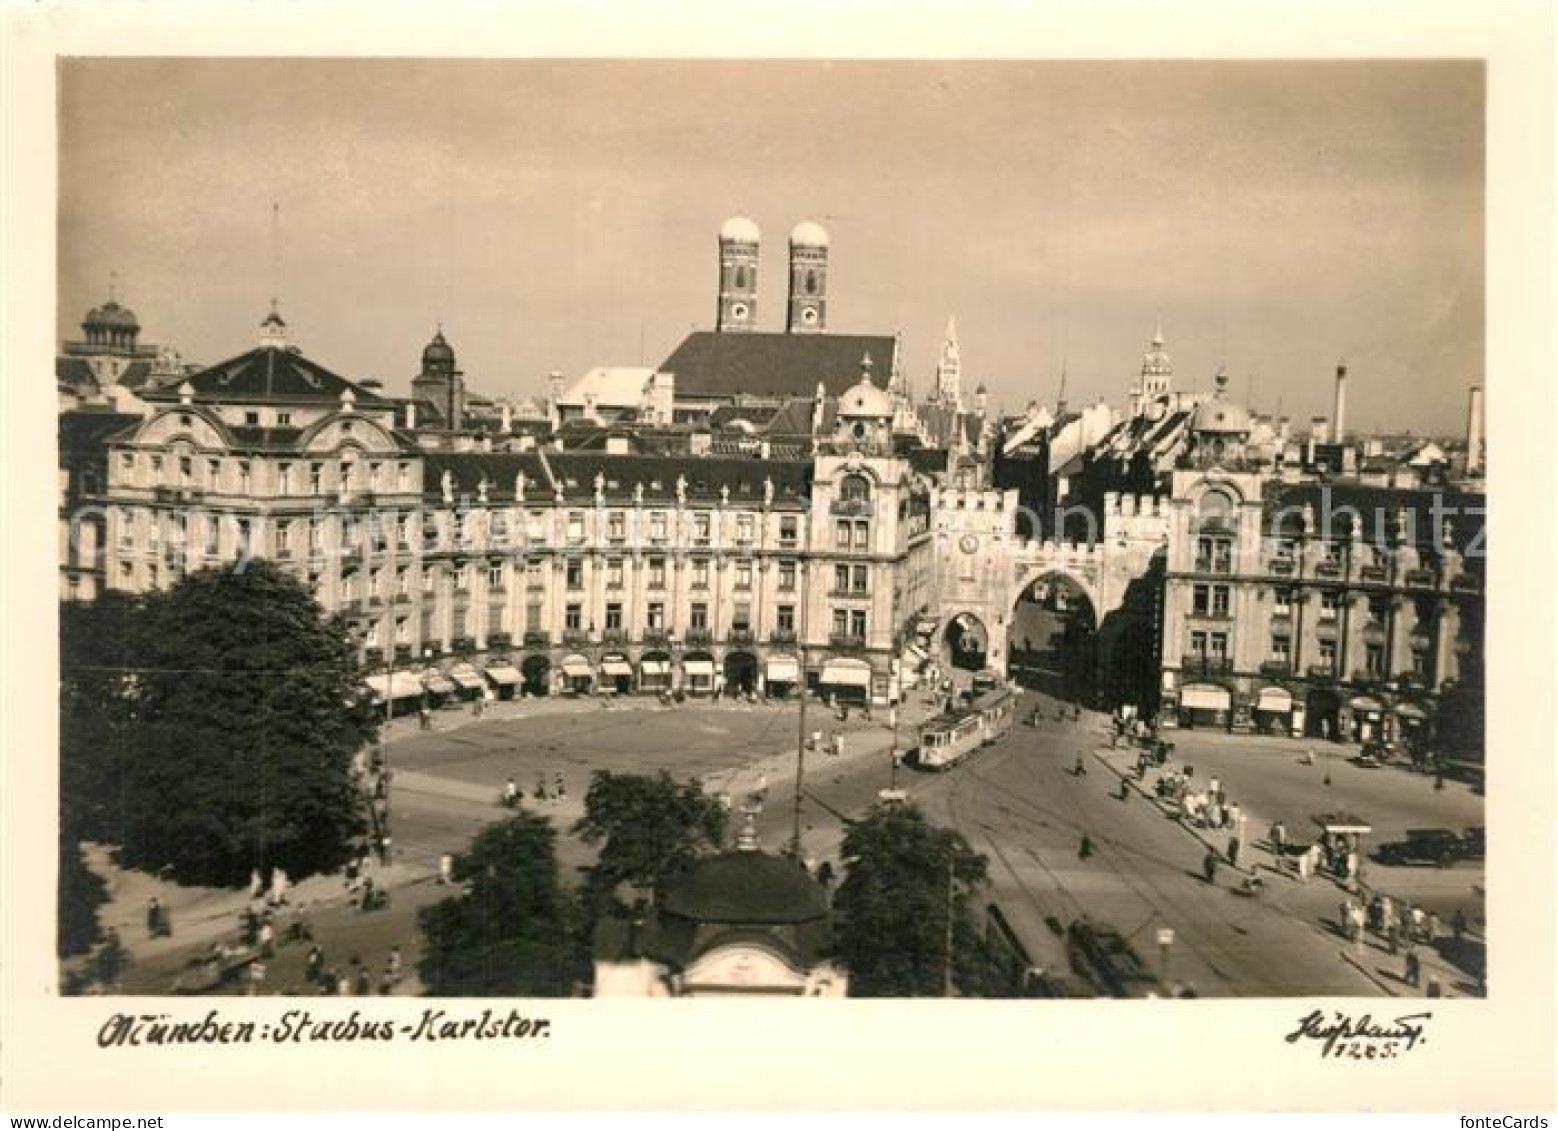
[715,215,829,335]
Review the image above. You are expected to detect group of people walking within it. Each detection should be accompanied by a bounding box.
[305,944,404,997]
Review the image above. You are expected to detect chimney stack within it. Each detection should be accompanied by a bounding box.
[1332,364,1348,442]
[1466,385,1484,474]
[405,402,417,431]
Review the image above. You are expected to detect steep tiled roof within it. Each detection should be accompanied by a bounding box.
[422,449,813,506]
[58,410,142,457]
[1263,481,1486,556]
[659,331,896,400]
[144,346,390,406]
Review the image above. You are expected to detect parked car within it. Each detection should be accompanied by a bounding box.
[1374,828,1466,867]
[1353,751,1384,768]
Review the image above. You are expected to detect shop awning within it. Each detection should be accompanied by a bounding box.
[449,665,486,691]
[640,660,670,676]
[766,656,800,683]
[1350,695,1385,714]
[561,655,593,679]
[485,665,522,685]
[366,673,424,701]
[423,674,457,695]
[820,658,872,688]
[1255,688,1293,713]
[1312,811,1373,835]
[1180,684,1231,711]
[683,659,716,677]
[601,658,633,677]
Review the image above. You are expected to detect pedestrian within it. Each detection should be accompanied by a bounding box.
[1227,836,1241,868]
[337,969,353,997]
[146,897,163,937]
[270,868,289,906]
[817,861,835,887]
[554,773,567,802]
[259,921,275,958]
[387,946,403,985]
[1118,778,1131,802]
[756,771,769,802]
[1451,909,1467,943]
[833,735,845,759]
[248,960,267,996]
[1427,911,1443,942]
[1078,834,1094,861]
[419,705,432,730]
[1404,948,1421,988]
[1410,905,1427,943]
[1297,847,1312,882]
[1203,850,1219,885]
[1228,803,1242,832]
[535,775,548,803]
[249,868,263,900]
[306,945,323,984]
[438,852,454,885]
[243,907,260,946]
[379,834,392,866]
[355,964,371,997]
[503,777,519,807]
[1074,753,1087,777]
[1271,820,1286,858]
[1350,904,1367,949]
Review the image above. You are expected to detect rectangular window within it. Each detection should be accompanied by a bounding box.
[1411,648,1428,676]
[398,569,411,596]
[736,513,754,543]
[853,521,870,550]
[778,561,796,591]
[852,564,868,593]
[565,603,583,631]
[647,602,665,630]
[203,518,219,556]
[777,604,795,633]
[649,558,666,588]
[527,560,544,588]
[309,463,322,494]
[733,602,751,631]
[832,608,849,637]
[245,411,260,426]
[1192,584,1210,615]
[1318,639,1337,670]
[238,461,251,494]
[735,561,752,590]
[117,509,134,550]
[605,602,623,631]
[566,559,584,590]
[395,617,411,644]
[567,512,585,543]
[1273,587,1293,616]
[694,512,711,543]
[525,602,542,631]
[850,609,868,638]
[779,516,798,544]
[1190,630,1208,658]
[207,458,222,487]
[398,463,410,491]
[692,559,710,589]
[1365,643,1385,676]
[1211,585,1230,617]
[488,564,504,588]
[1319,591,1339,620]
[368,463,381,492]
[275,521,292,555]
[1270,636,1291,663]
[277,462,292,495]
[608,512,625,541]
[1208,632,1228,660]
[277,412,292,426]
[690,602,709,630]
[606,559,624,588]
[1368,595,1390,624]
[455,565,469,590]
[422,566,436,593]
[834,564,850,592]
[650,512,667,542]
[835,520,851,549]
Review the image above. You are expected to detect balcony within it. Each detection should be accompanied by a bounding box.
[1180,656,1232,675]
[1265,558,1296,575]
[487,632,512,650]
[363,646,385,667]
[830,498,874,517]
[1306,664,1338,681]
[641,629,670,646]
[393,643,413,662]
[600,628,629,645]
[769,628,798,644]
[1351,670,1387,688]
[1404,569,1437,588]
[829,633,868,652]
[561,629,590,647]
[451,637,476,655]
[684,627,714,645]
[727,628,756,645]
[1314,561,1344,580]
[1359,565,1388,583]
[1259,660,1293,677]
[1450,573,1482,593]
[153,485,204,504]
[522,630,551,648]
[1187,609,1233,622]
[830,589,871,601]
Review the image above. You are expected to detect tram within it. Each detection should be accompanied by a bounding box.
[916,685,1018,771]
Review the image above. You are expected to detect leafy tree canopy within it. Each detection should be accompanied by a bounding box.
[833,803,993,997]
[418,808,578,996]
[92,562,374,885]
[572,770,728,910]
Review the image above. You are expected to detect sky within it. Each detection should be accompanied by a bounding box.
[58,59,1484,434]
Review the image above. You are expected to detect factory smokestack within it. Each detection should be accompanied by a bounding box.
[1466,385,1484,475]
[1332,363,1348,442]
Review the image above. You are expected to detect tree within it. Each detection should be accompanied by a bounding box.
[832,803,993,997]
[113,562,374,886]
[58,839,107,959]
[418,808,577,996]
[572,770,727,912]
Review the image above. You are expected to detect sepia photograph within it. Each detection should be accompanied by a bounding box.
[5,1,1556,1115]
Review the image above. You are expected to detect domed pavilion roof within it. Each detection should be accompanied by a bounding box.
[661,851,829,926]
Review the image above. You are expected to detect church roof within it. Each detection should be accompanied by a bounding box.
[661,851,830,926]
[560,366,656,407]
[659,331,897,401]
[145,346,391,407]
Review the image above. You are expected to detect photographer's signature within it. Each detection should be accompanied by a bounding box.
[1285,1009,1432,1060]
